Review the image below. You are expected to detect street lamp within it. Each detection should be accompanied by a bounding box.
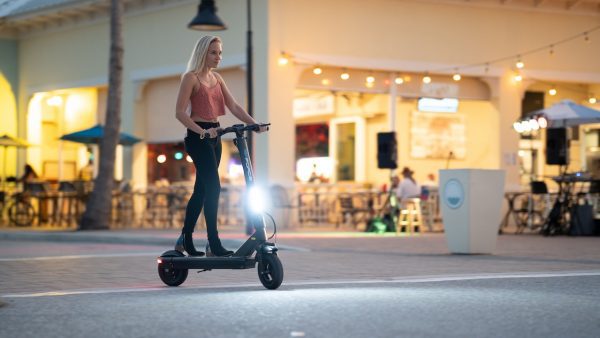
[188,0,255,159]
[188,0,227,31]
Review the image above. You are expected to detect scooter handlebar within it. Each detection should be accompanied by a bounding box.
[217,123,270,136]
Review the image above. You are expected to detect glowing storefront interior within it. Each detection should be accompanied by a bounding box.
[25,88,123,182]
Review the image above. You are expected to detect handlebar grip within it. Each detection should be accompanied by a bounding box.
[217,123,270,136]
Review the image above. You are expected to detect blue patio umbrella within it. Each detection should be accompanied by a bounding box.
[59,124,141,146]
[528,99,600,128]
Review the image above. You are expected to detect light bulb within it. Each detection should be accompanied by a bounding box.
[422,75,431,84]
[321,79,330,85]
[394,77,404,84]
[514,74,523,82]
[549,88,557,96]
[590,97,597,104]
[278,52,289,66]
[313,66,322,75]
[516,57,524,69]
[340,71,350,80]
[157,154,166,164]
[513,122,523,133]
[537,116,548,129]
[529,119,540,130]
[366,75,375,83]
[453,73,461,81]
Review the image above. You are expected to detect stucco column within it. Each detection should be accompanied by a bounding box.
[121,80,136,184]
[485,71,524,190]
[252,0,296,187]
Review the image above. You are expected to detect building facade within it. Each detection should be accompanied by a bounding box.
[1,0,599,191]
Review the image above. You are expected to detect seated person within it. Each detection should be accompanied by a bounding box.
[396,167,420,200]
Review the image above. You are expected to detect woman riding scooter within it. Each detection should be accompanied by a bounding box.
[174,35,267,257]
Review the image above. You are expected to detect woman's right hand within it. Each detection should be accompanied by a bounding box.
[204,128,219,138]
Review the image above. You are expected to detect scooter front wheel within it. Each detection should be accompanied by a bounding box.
[257,253,283,290]
[158,250,188,287]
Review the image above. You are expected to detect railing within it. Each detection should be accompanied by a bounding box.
[1,181,445,231]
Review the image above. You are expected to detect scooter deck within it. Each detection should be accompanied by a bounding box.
[162,256,257,270]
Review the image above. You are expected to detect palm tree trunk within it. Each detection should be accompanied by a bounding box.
[80,0,123,230]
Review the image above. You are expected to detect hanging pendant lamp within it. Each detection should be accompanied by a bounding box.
[188,0,227,31]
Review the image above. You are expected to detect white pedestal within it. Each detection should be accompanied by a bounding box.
[439,169,505,254]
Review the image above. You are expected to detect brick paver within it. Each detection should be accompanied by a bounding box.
[1,228,599,295]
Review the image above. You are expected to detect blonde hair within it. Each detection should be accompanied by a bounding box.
[185,36,221,73]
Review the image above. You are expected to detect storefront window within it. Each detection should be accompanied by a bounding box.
[296,123,331,183]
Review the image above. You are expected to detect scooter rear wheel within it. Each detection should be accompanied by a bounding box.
[158,250,188,286]
[257,253,283,290]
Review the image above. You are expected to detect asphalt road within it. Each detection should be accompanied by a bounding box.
[1,235,599,337]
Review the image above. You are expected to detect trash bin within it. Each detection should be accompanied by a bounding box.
[439,169,505,254]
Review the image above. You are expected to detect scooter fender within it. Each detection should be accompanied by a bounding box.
[259,244,278,254]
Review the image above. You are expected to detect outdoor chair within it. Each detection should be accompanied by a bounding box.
[513,181,551,233]
[336,194,370,230]
[269,184,298,228]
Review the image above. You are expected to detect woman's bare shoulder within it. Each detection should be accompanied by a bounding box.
[182,71,198,82]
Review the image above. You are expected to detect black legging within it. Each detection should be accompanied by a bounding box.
[182,122,222,245]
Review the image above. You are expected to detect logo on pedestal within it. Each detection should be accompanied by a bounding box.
[443,179,464,209]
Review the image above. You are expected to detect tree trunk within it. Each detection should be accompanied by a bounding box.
[79,0,123,230]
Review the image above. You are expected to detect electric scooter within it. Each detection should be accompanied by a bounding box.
[156,123,284,290]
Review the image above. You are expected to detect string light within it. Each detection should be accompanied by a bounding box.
[278,52,289,66]
[340,69,350,80]
[422,73,431,84]
[365,81,374,88]
[452,71,461,81]
[321,79,330,85]
[280,24,599,85]
[157,154,166,164]
[590,95,597,104]
[515,56,524,69]
[514,73,523,82]
[548,87,557,96]
[538,117,548,129]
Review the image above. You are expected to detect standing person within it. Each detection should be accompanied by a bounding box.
[20,164,39,190]
[396,167,420,200]
[174,36,267,257]
[20,164,38,182]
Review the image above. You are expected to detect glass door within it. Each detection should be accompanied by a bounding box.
[330,117,365,182]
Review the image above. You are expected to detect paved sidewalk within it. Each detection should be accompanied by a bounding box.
[2,225,599,269]
[1,225,600,296]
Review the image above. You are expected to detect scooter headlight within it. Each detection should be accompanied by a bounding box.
[247,186,267,214]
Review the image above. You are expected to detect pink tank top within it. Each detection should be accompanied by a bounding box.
[190,73,225,121]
